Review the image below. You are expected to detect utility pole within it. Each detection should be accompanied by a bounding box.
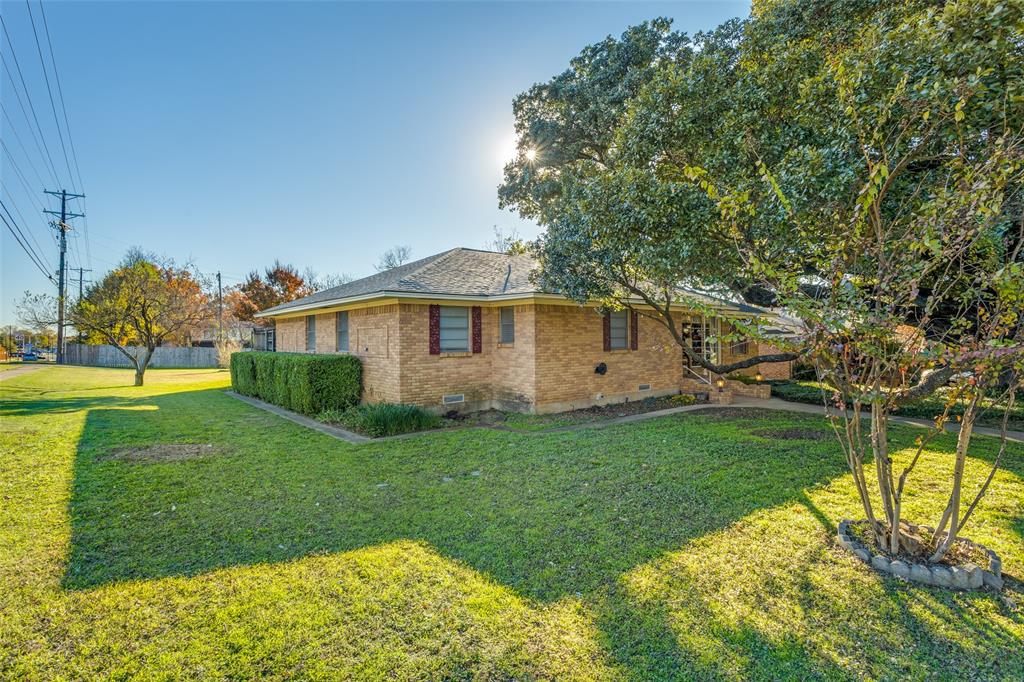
[216,271,223,344]
[71,267,92,343]
[74,267,92,300]
[43,189,85,364]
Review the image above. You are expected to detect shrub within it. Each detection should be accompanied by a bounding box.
[323,402,441,438]
[230,351,362,416]
[668,393,698,406]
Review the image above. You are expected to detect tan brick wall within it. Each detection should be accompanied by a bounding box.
[396,303,536,409]
[757,342,792,380]
[532,305,686,412]
[272,301,770,412]
[272,305,401,403]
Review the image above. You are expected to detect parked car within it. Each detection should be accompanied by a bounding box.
[22,352,40,361]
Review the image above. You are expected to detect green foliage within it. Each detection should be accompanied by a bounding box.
[668,393,699,406]
[323,402,441,438]
[230,351,361,416]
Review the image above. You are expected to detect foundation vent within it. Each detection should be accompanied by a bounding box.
[442,393,465,405]
[638,383,652,392]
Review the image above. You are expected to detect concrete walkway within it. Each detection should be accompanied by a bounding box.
[227,392,370,443]
[729,397,1024,444]
[227,390,1024,445]
[0,364,45,382]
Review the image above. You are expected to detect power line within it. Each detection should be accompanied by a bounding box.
[1,56,60,186]
[34,1,90,271]
[0,198,54,282]
[0,181,51,271]
[37,1,82,192]
[1,101,49,189]
[24,0,75,191]
[0,15,62,188]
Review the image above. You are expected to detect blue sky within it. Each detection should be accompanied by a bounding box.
[1,1,746,325]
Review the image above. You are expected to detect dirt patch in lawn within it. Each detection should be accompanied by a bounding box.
[751,427,831,441]
[100,443,218,463]
[682,407,781,421]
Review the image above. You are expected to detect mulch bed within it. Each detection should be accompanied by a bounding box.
[846,519,991,568]
[99,443,218,463]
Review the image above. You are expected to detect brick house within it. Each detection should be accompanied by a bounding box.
[255,248,792,413]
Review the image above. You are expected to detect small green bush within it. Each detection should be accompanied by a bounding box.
[669,393,698,406]
[322,402,441,438]
[230,351,362,416]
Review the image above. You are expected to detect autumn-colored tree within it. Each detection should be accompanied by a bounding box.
[232,261,313,322]
[72,251,210,385]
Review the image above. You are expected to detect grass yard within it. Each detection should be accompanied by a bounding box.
[1,366,1022,679]
[770,380,1024,431]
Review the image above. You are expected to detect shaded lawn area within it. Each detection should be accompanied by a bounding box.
[770,380,1024,431]
[1,367,1022,679]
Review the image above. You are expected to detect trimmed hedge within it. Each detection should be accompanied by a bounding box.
[230,351,362,416]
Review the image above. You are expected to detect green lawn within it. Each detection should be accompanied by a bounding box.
[2,367,1022,679]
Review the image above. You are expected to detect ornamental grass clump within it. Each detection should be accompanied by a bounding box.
[321,403,441,438]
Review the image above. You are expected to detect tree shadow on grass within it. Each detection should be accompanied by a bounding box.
[60,394,1024,677]
[63,397,856,600]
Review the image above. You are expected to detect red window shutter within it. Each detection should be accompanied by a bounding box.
[602,313,611,352]
[471,306,482,353]
[429,304,440,354]
[630,311,638,350]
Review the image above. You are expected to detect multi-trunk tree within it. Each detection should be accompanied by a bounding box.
[501,0,1023,559]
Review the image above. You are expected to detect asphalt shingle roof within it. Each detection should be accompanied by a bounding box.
[257,246,786,322]
[258,248,540,315]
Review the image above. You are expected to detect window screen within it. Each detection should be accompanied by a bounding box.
[336,311,349,352]
[500,307,515,344]
[439,306,469,352]
[305,315,316,352]
[609,310,628,350]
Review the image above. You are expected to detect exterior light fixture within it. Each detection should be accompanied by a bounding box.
[716,377,726,391]
[755,371,764,383]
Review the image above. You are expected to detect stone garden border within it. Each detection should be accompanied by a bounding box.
[837,519,1003,591]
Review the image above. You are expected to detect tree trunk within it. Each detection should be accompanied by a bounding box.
[134,347,154,386]
[930,396,978,562]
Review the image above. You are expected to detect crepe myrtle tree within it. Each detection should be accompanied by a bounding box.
[744,1,1023,560]
[502,0,1024,559]
[72,250,211,386]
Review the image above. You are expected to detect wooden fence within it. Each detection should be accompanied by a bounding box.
[65,343,220,368]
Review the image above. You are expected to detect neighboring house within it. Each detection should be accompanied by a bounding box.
[255,248,792,413]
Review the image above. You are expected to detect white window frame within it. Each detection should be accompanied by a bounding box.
[439,306,470,352]
[499,307,515,344]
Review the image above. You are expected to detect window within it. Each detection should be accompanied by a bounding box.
[439,306,469,352]
[609,310,628,349]
[500,307,515,344]
[734,338,749,356]
[336,311,349,352]
[305,315,316,352]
